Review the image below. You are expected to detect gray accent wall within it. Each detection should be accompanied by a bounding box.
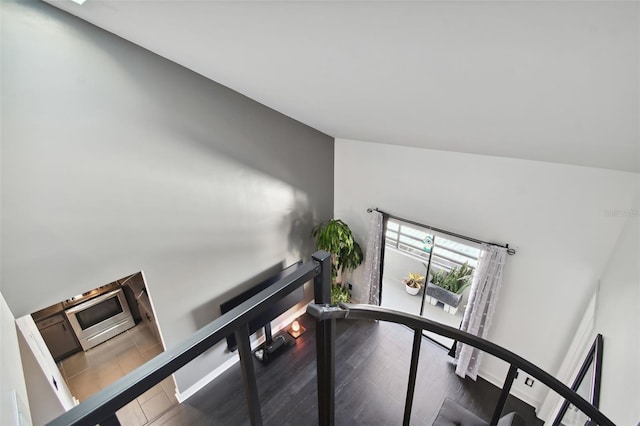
[1,0,333,393]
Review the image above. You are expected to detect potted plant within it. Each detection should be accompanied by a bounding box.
[426,262,473,314]
[403,272,425,295]
[312,219,363,303]
[331,285,351,303]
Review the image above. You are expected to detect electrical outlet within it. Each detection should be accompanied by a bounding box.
[525,377,534,387]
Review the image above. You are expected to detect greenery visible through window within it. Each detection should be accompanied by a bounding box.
[385,220,481,272]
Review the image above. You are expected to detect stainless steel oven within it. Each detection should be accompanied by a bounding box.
[65,288,135,351]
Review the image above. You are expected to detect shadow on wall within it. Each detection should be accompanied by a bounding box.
[3,0,334,319]
[190,189,316,332]
[190,261,286,331]
[286,190,316,262]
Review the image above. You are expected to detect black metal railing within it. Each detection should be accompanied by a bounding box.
[46,251,332,426]
[47,249,613,426]
[307,303,616,426]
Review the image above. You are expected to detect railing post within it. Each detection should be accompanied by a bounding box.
[312,250,335,426]
[489,364,518,426]
[99,414,120,425]
[403,329,423,426]
[236,324,263,426]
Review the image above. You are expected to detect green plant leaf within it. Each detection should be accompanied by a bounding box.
[431,262,473,294]
[331,285,351,304]
[311,219,364,285]
[403,272,425,288]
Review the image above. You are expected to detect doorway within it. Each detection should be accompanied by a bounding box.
[21,272,177,425]
[380,219,481,349]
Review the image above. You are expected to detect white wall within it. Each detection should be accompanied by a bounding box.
[593,212,639,424]
[15,316,76,426]
[1,0,333,396]
[1,294,32,426]
[334,138,638,408]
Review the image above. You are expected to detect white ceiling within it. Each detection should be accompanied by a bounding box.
[46,1,639,172]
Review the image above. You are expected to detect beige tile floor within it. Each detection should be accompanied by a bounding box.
[58,322,178,426]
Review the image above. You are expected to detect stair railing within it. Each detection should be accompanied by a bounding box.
[46,251,332,426]
[46,248,613,426]
[307,302,615,426]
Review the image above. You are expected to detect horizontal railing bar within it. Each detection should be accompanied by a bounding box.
[392,233,478,261]
[375,209,512,252]
[48,260,321,426]
[307,303,614,426]
[385,244,476,269]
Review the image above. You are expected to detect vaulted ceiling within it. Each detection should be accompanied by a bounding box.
[45,1,639,172]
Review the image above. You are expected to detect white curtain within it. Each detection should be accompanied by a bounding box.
[455,244,507,379]
[362,211,383,305]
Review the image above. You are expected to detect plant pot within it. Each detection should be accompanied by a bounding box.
[425,282,463,314]
[405,284,420,295]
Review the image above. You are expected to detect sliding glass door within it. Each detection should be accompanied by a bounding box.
[380,218,481,349]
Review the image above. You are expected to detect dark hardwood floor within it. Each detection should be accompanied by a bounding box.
[148,316,543,425]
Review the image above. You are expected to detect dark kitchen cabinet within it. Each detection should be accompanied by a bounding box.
[137,290,161,342]
[36,314,81,362]
[121,272,161,342]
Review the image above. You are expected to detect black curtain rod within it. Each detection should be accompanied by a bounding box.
[367,208,516,255]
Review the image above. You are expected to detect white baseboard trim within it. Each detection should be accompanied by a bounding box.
[175,304,309,403]
[175,355,240,403]
[479,369,542,412]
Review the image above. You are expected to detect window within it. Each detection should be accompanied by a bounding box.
[385,220,481,272]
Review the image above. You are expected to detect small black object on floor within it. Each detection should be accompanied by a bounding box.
[252,332,295,364]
